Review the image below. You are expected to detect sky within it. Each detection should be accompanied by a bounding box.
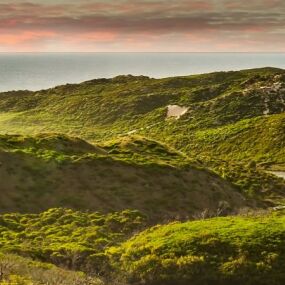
[0,0,285,52]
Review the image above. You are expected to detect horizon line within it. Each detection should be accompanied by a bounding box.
[0,51,285,54]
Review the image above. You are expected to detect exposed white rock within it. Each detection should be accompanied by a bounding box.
[167,105,188,119]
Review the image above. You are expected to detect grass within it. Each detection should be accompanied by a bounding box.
[0,67,284,284]
[0,67,284,145]
[0,253,101,285]
[0,68,284,206]
[0,133,250,220]
[0,208,146,275]
[110,210,285,285]
[0,208,284,285]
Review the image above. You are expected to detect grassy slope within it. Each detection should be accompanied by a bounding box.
[0,68,284,284]
[0,253,101,285]
[0,67,284,206]
[0,208,146,274]
[110,210,285,285]
[147,113,285,165]
[0,68,284,166]
[0,134,247,219]
[0,68,284,149]
[0,208,283,285]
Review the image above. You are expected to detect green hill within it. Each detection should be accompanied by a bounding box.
[0,67,284,208]
[0,134,248,219]
[0,68,284,167]
[0,68,284,148]
[0,67,285,285]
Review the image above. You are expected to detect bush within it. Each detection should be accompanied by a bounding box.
[109,211,285,285]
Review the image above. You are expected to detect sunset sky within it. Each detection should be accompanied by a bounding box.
[0,0,284,52]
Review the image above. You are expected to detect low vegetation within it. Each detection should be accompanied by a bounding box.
[0,68,284,284]
[0,209,284,285]
[0,68,284,207]
[0,253,101,285]
[110,210,285,285]
[0,134,248,219]
[0,208,146,275]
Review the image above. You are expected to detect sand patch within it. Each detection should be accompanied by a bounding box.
[167,105,188,119]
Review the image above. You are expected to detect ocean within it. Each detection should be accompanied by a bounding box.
[0,52,284,92]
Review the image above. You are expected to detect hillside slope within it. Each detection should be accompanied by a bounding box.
[110,210,285,285]
[0,134,247,219]
[0,67,284,207]
[0,67,284,166]
[0,253,101,285]
[0,67,284,285]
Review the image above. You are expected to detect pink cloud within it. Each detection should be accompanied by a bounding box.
[0,0,284,51]
[0,30,56,45]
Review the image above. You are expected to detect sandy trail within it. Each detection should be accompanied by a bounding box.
[268,171,285,180]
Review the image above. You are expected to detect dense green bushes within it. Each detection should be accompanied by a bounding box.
[0,208,146,273]
[109,211,285,285]
[0,208,284,284]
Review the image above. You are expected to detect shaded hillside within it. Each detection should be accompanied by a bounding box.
[0,253,101,285]
[0,134,247,219]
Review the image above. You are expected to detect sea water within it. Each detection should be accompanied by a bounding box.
[0,52,284,92]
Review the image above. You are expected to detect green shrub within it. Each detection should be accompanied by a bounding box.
[109,211,285,285]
